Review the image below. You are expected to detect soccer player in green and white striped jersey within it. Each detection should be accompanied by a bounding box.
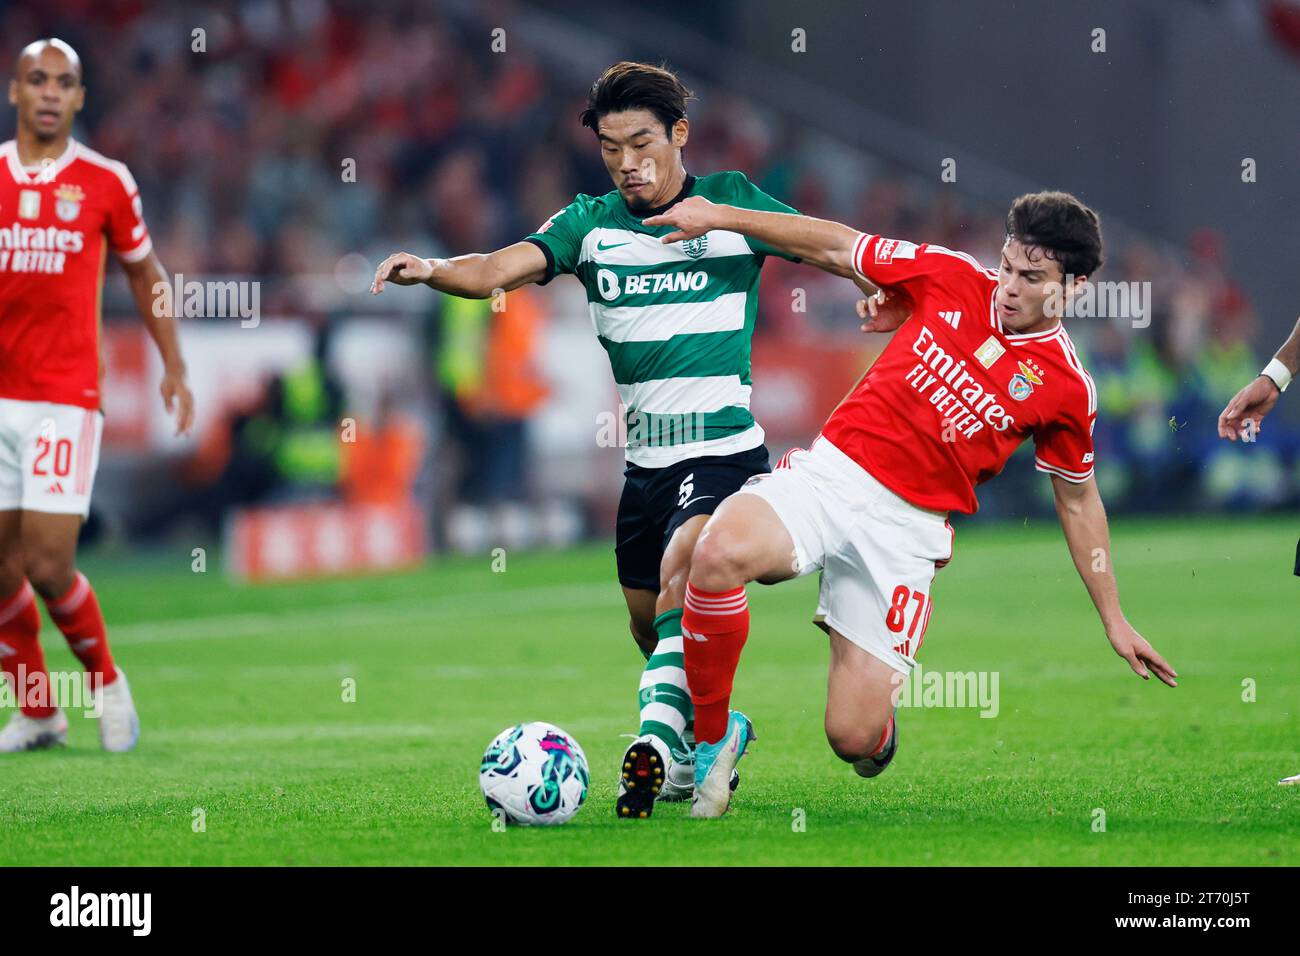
[371,61,892,819]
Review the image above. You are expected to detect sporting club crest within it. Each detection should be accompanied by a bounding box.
[681,234,708,259]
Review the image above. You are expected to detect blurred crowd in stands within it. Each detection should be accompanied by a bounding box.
[5,0,1295,547]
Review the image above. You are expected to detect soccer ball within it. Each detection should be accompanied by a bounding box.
[479,721,590,826]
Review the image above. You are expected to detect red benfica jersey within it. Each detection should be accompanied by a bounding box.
[0,138,152,410]
[821,233,1097,514]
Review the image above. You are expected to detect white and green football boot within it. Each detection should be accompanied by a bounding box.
[616,734,672,818]
[618,728,741,815]
[691,710,755,818]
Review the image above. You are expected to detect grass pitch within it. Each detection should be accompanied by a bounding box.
[1,516,1296,866]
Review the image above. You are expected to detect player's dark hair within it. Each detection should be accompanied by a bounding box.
[580,61,694,137]
[1005,191,1104,279]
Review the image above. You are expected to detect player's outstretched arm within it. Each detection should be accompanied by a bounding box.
[1050,474,1178,687]
[122,251,195,436]
[370,241,549,299]
[1217,315,1299,441]
[644,197,861,278]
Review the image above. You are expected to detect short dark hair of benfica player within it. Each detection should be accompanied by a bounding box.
[580,61,695,136]
[1005,191,1105,279]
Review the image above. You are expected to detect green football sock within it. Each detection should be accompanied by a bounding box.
[637,608,694,762]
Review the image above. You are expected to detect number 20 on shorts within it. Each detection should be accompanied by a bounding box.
[34,436,74,477]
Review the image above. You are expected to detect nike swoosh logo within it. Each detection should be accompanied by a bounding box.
[596,240,631,251]
[680,495,716,509]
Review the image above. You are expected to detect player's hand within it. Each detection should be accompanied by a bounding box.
[160,366,195,437]
[1106,620,1178,687]
[1216,375,1281,441]
[370,253,435,294]
[642,196,720,242]
[856,289,911,333]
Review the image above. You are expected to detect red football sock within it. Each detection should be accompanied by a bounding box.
[869,712,896,758]
[0,582,56,718]
[681,583,749,744]
[44,573,118,688]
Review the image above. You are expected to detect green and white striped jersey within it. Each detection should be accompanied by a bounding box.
[526,170,797,468]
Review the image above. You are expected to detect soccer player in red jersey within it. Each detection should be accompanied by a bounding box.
[0,39,194,752]
[643,190,1179,816]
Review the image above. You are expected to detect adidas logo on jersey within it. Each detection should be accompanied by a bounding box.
[44,481,65,495]
[938,310,962,329]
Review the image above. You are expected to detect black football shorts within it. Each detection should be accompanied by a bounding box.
[614,444,771,592]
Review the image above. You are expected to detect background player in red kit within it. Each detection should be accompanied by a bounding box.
[643,190,1178,817]
[0,39,194,752]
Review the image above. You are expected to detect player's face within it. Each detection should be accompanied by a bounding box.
[596,109,688,212]
[9,47,84,142]
[995,239,1081,333]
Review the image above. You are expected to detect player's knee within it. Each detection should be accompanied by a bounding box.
[688,526,750,590]
[23,552,74,599]
[825,719,887,763]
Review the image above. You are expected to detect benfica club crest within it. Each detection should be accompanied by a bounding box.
[1008,360,1044,401]
[55,184,85,222]
[681,234,708,259]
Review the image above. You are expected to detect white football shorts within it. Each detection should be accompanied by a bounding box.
[735,435,954,673]
[0,398,104,517]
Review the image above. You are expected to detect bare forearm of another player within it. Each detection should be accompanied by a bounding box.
[383,243,547,299]
[124,252,186,374]
[124,252,195,433]
[425,251,543,298]
[708,206,861,278]
[1056,486,1178,687]
[1272,317,1300,377]
[1053,479,1128,633]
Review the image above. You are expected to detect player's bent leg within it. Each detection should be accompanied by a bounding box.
[688,492,800,593]
[655,512,708,617]
[825,628,903,777]
[615,469,660,662]
[620,586,658,660]
[681,494,798,817]
[21,511,138,752]
[683,492,797,743]
[618,514,709,818]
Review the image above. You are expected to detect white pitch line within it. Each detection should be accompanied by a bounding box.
[131,663,589,682]
[106,581,618,646]
[137,716,631,746]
